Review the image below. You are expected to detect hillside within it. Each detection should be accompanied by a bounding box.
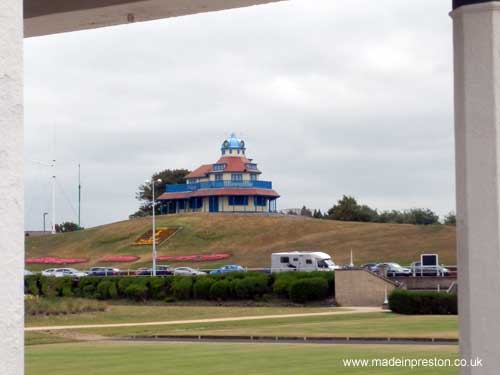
[25,213,457,270]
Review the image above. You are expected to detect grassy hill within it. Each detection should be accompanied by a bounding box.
[26,213,456,270]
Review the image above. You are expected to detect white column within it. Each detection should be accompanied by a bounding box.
[0,1,24,374]
[452,2,500,373]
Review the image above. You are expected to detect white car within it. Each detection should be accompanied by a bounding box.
[174,267,207,276]
[24,269,34,276]
[43,268,87,278]
[41,268,57,277]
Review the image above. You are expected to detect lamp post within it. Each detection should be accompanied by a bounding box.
[43,212,48,232]
[146,178,162,276]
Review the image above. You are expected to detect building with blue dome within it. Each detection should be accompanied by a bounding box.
[158,134,279,213]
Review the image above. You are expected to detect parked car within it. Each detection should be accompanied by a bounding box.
[52,268,87,278]
[24,269,34,276]
[174,267,207,276]
[410,262,450,276]
[41,268,57,277]
[209,264,245,275]
[373,263,411,277]
[361,263,378,272]
[88,267,120,277]
[135,265,174,276]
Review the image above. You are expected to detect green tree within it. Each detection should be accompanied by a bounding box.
[300,206,313,217]
[55,222,82,233]
[444,212,456,226]
[130,169,190,218]
[313,209,324,219]
[327,195,378,222]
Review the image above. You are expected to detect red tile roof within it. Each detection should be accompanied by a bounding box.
[214,156,261,173]
[185,164,212,179]
[158,188,280,201]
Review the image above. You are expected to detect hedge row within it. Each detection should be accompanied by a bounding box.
[389,289,457,315]
[24,271,334,304]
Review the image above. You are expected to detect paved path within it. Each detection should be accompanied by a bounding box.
[26,306,383,332]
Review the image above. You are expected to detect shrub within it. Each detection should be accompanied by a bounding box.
[25,275,40,296]
[389,289,457,315]
[108,282,118,299]
[193,277,215,300]
[96,280,112,300]
[125,284,148,301]
[171,277,193,300]
[40,276,59,298]
[232,276,268,299]
[210,280,231,301]
[272,272,334,298]
[289,277,328,303]
[148,278,167,300]
[117,277,136,297]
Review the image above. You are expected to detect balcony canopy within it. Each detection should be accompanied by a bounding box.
[24,0,284,37]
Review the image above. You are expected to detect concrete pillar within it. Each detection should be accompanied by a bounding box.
[451,1,500,373]
[0,1,23,374]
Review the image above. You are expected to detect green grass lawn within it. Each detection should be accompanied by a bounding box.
[25,302,345,327]
[26,341,458,375]
[64,311,457,340]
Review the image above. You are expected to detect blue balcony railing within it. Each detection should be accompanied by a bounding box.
[166,180,273,193]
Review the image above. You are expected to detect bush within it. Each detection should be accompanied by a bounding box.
[96,280,112,300]
[210,280,231,301]
[389,289,457,315]
[232,276,268,299]
[289,277,328,304]
[193,277,215,300]
[171,277,193,300]
[108,282,118,299]
[272,272,334,298]
[125,284,148,301]
[148,278,168,300]
[25,275,40,296]
[25,296,106,316]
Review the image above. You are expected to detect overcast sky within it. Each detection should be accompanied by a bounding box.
[24,0,455,230]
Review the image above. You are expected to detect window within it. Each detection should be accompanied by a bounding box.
[215,174,223,181]
[254,196,267,206]
[250,174,257,181]
[231,173,243,181]
[280,257,289,264]
[213,163,225,171]
[190,197,203,209]
[246,163,258,170]
[228,196,248,206]
[306,259,312,265]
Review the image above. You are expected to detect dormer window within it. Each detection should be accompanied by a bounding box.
[246,163,258,170]
[213,163,226,171]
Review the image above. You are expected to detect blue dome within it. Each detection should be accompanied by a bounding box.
[221,133,245,151]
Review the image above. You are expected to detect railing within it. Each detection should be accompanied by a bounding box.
[166,180,273,193]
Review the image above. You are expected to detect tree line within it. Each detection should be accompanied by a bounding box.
[298,195,456,226]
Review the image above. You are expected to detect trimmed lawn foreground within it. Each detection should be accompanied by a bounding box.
[26,341,458,375]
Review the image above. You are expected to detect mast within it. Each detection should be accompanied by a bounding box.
[78,164,81,228]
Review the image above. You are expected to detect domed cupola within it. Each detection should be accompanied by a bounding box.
[221,133,246,156]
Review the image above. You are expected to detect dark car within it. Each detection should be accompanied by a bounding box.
[135,265,174,276]
[361,263,378,272]
[373,262,411,277]
[88,267,120,277]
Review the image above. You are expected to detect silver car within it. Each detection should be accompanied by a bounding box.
[174,267,207,276]
[52,268,87,278]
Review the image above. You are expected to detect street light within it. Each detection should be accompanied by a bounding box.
[43,212,48,232]
[146,178,162,276]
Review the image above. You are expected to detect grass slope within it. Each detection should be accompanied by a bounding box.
[26,213,456,269]
[26,342,459,375]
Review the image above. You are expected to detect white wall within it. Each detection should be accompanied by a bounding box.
[0,1,24,374]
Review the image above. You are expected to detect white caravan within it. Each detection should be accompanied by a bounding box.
[271,252,338,272]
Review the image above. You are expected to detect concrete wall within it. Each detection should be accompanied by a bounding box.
[335,269,397,307]
[0,1,24,374]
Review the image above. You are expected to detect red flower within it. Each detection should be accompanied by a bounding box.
[99,256,139,262]
[156,253,231,262]
[26,257,88,264]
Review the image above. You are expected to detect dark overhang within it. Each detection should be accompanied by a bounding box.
[453,0,500,9]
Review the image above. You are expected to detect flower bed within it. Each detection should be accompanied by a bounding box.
[26,257,88,265]
[156,253,231,262]
[133,227,179,246]
[99,255,139,262]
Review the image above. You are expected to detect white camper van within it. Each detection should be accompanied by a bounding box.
[271,252,338,273]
